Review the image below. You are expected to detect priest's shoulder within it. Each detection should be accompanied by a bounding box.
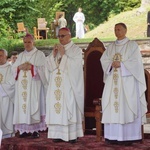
[128,40,138,46]
[36,49,45,56]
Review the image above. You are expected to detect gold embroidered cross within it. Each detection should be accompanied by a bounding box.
[114,101,119,113]
[56,69,61,75]
[23,71,27,78]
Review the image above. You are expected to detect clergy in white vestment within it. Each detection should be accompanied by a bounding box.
[12,33,47,138]
[100,23,147,145]
[45,27,84,143]
[73,7,85,39]
[0,49,15,139]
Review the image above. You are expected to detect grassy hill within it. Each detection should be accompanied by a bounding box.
[85,7,150,41]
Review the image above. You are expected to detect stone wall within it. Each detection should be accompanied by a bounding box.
[16,39,150,68]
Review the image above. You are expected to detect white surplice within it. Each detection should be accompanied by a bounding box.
[100,37,147,141]
[45,41,84,141]
[73,12,85,38]
[12,47,47,133]
[0,62,14,138]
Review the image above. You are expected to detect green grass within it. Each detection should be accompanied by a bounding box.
[34,38,94,47]
[85,7,150,40]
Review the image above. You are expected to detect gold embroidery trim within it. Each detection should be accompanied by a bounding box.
[56,68,61,75]
[113,73,118,85]
[22,104,26,113]
[22,91,27,102]
[54,68,62,114]
[0,74,3,83]
[113,53,122,62]
[113,88,118,99]
[21,79,28,90]
[55,76,62,88]
[22,69,28,113]
[112,53,122,113]
[54,89,62,101]
[23,71,27,78]
[114,101,119,113]
[54,102,61,114]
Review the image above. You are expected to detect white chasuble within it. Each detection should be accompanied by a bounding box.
[12,48,47,125]
[100,37,147,141]
[46,41,84,141]
[0,62,14,138]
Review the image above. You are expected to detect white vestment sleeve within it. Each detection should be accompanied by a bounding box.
[0,85,7,97]
[121,63,132,76]
[106,63,113,75]
[46,54,57,72]
[59,54,67,72]
[36,66,48,94]
[0,77,15,103]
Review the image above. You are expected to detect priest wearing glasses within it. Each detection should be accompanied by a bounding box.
[45,27,84,143]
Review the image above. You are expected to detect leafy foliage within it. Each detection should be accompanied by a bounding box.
[0,0,142,52]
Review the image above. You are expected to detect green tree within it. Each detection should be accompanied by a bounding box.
[58,0,140,36]
[0,0,141,39]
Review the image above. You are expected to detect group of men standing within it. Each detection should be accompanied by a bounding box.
[0,27,84,144]
[0,22,148,147]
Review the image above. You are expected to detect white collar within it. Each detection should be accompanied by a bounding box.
[115,37,129,45]
[24,47,37,55]
[63,41,74,50]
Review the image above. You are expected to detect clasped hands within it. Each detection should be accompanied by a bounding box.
[53,44,65,58]
[112,61,121,68]
[18,62,32,71]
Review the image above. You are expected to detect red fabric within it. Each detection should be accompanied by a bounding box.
[85,51,104,108]
[31,65,34,77]
[15,67,20,80]
[59,27,70,33]
[1,132,150,150]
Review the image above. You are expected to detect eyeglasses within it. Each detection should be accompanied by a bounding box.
[57,34,69,38]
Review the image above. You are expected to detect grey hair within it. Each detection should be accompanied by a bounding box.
[0,49,8,56]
